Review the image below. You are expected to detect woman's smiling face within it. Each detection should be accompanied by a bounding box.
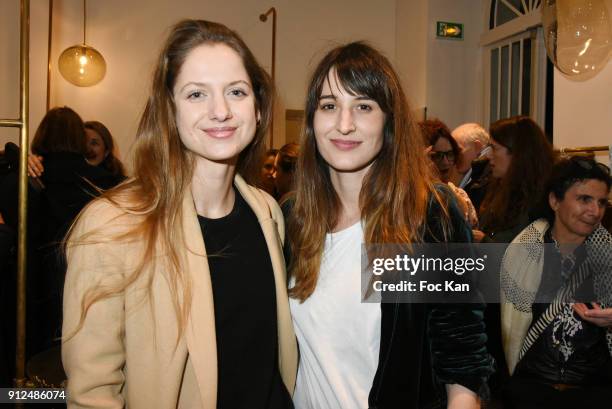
[173,43,259,165]
[85,128,107,166]
[313,69,386,175]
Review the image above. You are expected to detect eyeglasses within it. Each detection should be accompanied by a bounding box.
[571,156,611,175]
[430,150,456,163]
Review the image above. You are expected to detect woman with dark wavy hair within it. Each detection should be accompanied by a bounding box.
[287,42,493,409]
[420,118,479,228]
[478,116,556,243]
[62,20,296,408]
[474,116,556,402]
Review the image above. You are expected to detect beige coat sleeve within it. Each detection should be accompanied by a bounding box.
[62,200,128,409]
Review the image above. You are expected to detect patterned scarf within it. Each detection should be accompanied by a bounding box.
[500,219,612,374]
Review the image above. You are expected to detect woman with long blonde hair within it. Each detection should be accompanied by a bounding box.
[62,20,297,409]
[287,42,493,409]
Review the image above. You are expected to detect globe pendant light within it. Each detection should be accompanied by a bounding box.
[542,0,612,81]
[58,0,106,87]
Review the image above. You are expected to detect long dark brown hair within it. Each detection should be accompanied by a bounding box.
[31,106,86,155]
[480,116,555,233]
[67,19,273,337]
[288,42,446,301]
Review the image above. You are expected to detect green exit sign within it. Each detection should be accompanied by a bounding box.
[436,21,463,40]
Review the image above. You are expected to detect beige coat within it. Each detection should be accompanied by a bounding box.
[62,175,298,409]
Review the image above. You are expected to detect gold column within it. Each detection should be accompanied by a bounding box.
[259,7,276,148]
[0,0,31,388]
[46,0,53,112]
[16,0,31,387]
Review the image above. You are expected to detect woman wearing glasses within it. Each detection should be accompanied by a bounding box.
[420,119,478,228]
[420,119,459,183]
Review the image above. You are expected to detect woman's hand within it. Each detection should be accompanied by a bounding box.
[446,384,480,409]
[27,154,44,177]
[573,303,612,328]
[471,229,485,243]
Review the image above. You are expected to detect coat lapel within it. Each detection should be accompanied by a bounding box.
[234,176,297,394]
[182,191,218,409]
[181,176,297,408]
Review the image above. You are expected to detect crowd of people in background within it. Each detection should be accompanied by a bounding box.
[0,17,611,409]
[0,107,125,385]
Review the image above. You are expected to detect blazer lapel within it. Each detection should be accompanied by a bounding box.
[180,177,297,407]
[182,191,218,409]
[235,175,298,394]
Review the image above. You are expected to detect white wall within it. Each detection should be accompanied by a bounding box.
[553,0,612,166]
[554,64,612,165]
[0,0,49,146]
[395,0,429,112]
[0,0,20,145]
[1,0,397,161]
[6,0,609,168]
[426,0,485,129]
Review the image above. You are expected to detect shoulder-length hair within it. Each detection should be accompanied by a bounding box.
[480,116,555,232]
[288,42,446,301]
[31,106,86,155]
[84,121,126,178]
[69,19,273,337]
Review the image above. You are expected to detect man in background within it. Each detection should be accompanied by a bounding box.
[451,123,491,210]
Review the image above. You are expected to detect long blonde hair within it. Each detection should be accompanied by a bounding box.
[67,19,273,337]
[288,42,447,301]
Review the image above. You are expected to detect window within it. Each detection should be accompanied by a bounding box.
[488,32,533,123]
[482,0,548,129]
[490,0,542,29]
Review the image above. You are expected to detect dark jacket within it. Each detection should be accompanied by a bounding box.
[368,187,494,409]
[284,187,494,409]
[37,152,120,246]
[37,152,120,349]
[464,157,490,211]
[0,151,120,353]
[0,224,15,274]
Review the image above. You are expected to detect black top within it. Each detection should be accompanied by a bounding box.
[515,227,612,385]
[197,188,292,409]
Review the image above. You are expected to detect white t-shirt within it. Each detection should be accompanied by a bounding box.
[289,222,381,409]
